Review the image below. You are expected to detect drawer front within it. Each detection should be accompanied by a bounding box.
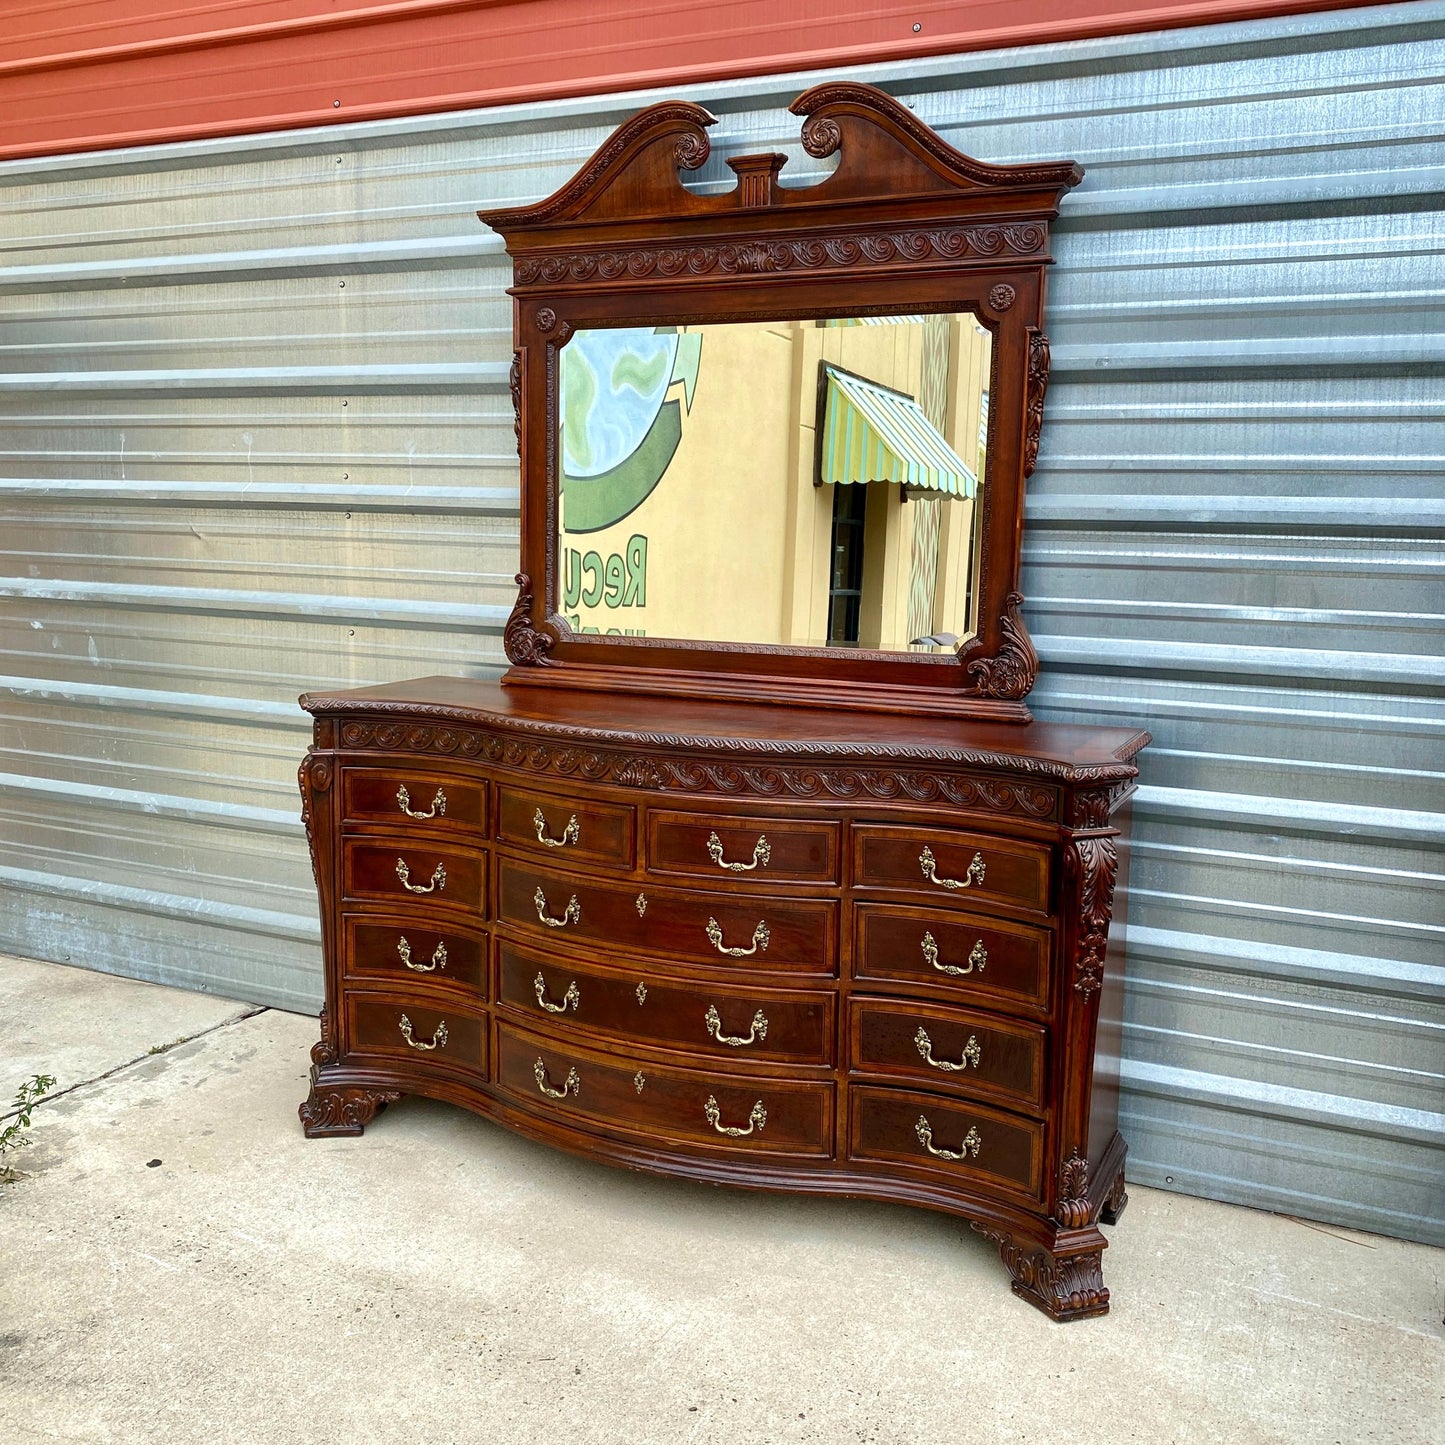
[495,1021,832,1158]
[498,860,836,975]
[850,997,1046,1110]
[853,904,1049,1016]
[497,785,635,868]
[345,993,487,1073]
[849,1085,1042,1199]
[853,824,1050,915]
[342,838,486,913]
[343,769,485,833]
[647,811,840,885]
[498,941,834,1065]
[343,916,487,993]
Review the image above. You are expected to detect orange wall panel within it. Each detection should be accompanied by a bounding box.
[0,0,1370,161]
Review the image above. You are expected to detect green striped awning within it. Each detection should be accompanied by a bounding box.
[819,363,978,498]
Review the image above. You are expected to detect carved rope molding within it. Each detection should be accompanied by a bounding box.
[1068,833,1119,996]
[972,1224,1109,1316]
[511,224,1048,287]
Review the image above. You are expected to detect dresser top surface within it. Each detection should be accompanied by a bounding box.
[302,676,1148,784]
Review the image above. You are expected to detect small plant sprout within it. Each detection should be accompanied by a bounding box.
[0,1074,57,1185]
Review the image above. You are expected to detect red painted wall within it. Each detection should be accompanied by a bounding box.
[0,0,1369,161]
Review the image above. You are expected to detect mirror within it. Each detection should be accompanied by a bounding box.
[558,314,991,654]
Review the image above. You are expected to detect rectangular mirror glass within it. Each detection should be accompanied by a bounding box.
[558,314,991,654]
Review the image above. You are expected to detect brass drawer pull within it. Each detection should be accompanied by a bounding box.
[534,1058,580,1099]
[705,917,770,957]
[396,784,446,820]
[397,936,447,973]
[395,858,446,893]
[914,1026,981,1073]
[534,807,580,848]
[398,1014,448,1051]
[704,1095,767,1137]
[922,932,987,977]
[534,886,581,928]
[705,1004,768,1047]
[534,973,580,1014]
[919,847,986,891]
[915,1116,981,1161]
[706,831,772,872]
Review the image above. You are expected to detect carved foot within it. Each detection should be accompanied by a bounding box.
[1100,1168,1129,1225]
[299,1080,402,1138]
[972,1224,1110,1321]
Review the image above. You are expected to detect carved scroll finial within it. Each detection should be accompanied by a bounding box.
[1024,332,1051,478]
[967,593,1038,700]
[503,573,555,667]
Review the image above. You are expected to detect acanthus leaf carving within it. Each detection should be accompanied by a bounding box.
[508,350,522,456]
[966,593,1038,701]
[299,1083,401,1138]
[1024,331,1050,477]
[1056,1149,1093,1229]
[503,573,555,667]
[1068,833,1119,996]
[972,1223,1110,1320]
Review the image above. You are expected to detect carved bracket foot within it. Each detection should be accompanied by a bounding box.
[299,1076,402,1139]
[1100,1168,1129,1225]
[972,1223,1110,1321]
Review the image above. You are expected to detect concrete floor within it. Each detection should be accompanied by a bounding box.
[1,956,1440,1445]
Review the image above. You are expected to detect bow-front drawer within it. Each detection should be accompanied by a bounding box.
[850,998,1046,1111]
[343,915,487,994]
[848,1085,1043,1200]
[853,904,1049,1017]
[495,1021,833,1158]
[499,940,834,1065]
[342,769,486,834]
[647,810,840,885]
[852,824,1050,916]
[345,992,487,1073]
[497,785,635,868]
[342,838,486,912]
[497,860,836,975]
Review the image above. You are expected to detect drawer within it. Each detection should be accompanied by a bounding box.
[343,915,487,994]
[497,785,635,868]
[852,824,1050,915]
[850,997,1046,1111]
[647,810,839,885]
[848,1085,1043,1199]
[342,838,486,913]
[498,860,837,975]
[853,904,1049,1016]
[342,768,485,834]
[498,940,834,1065]
[495,1021,832,1158]
[345,992,487,1073]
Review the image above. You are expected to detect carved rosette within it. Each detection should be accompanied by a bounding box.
[966,593,1039,700]
[503,573,555,667]
[973,1225,1110,1320]
[1056,1149,1093,1229]
[299,1085,402,1138]
[988,283,1016,313]
[1068,833,1119,995]
[1023,332,1050,477]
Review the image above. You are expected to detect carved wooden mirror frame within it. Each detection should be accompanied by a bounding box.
[482,83,1081,722]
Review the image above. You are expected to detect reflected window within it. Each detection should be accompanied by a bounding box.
[827,484,867,646]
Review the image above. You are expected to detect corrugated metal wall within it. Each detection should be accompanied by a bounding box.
[2,2,1440,1243]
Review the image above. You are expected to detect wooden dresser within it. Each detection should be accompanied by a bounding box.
[299,678,1147,1320]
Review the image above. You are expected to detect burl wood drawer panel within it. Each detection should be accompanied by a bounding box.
[848,1085,1043,1199]
[852,824,1051,915]
[342,769,486,833]
[343,915,487,994]
[498,859,836,975]
[496,1021,833,1157]
[646,810,840,885]
[496,784,635,868]
[345,993,487,1073]
[850,997,1046,1112]
[853,903,1050,1017]
[342,837,486,913]
[498,940,834,1065]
